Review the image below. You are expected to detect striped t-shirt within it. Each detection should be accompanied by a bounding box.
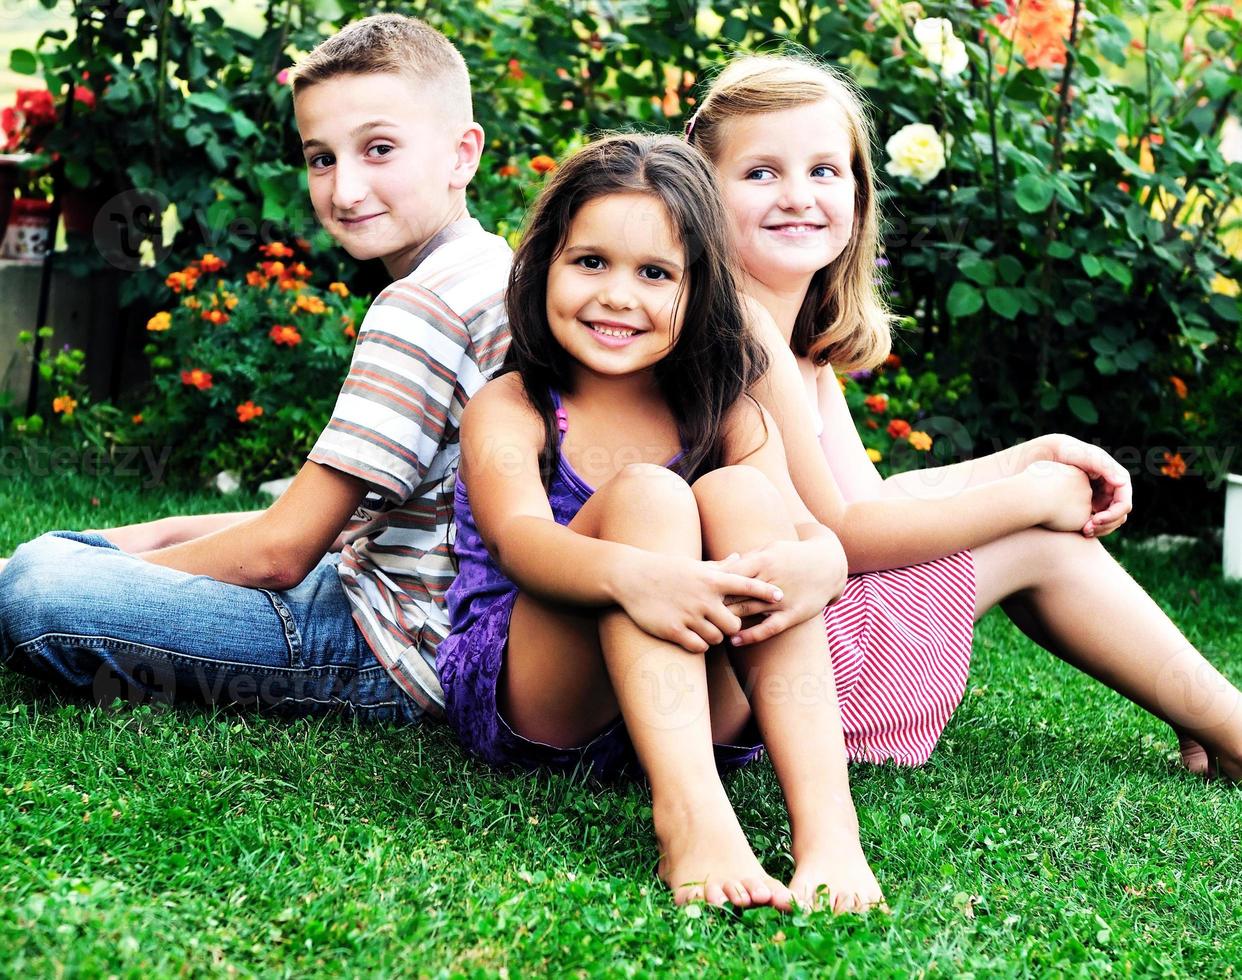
[309,218,511,718]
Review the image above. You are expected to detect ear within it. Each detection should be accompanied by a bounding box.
[448,122,486,191]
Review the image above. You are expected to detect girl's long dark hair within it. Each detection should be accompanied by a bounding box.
[503,133,769,486]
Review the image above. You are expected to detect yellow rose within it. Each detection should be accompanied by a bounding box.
[1211,274,1240,297]
[885,123,949,186]
[913,18,968,78]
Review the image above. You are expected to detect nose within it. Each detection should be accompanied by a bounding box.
[777,176,814,212]
[330,159,368,213]
[596,272,637,311]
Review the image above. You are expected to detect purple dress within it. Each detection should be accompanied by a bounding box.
[437,389,763,781]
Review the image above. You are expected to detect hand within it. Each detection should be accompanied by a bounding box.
[716,532,848,647]
[613,550,784,654]
[1040,434,1132,536]
[1024,459,1095,533]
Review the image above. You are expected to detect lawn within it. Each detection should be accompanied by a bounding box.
[1,470,1240,977]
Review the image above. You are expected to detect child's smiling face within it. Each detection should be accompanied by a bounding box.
[545,191,689,383]
[295,72,478,278]
[713,97,857,292]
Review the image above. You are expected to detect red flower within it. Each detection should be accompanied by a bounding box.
[180,369,213,390]
[507,59,525,81]
[530,154,557,174]
[864,393,889,414]
[269,324,302,347]
[1160,452,1187,479]
[1169,375,1188,399]
[887,418,912,439]
[884,353,901,369]
[236,400,264,423]
[198,253,225,272]
[498,163,519,178]
[259,242,296,259]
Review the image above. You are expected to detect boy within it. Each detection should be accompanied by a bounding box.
[0,14,512,724]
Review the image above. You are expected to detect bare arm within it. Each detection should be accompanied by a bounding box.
[747,308,1057,573]
[94,511,266,553]
[140,461,367,590]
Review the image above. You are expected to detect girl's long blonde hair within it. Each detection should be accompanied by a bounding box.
[687,53,894,372]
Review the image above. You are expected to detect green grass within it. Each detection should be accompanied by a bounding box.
[2,471,1240,977]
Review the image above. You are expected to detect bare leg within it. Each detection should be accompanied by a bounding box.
[503,464,789,909]
[694,466,884,914]
[973,528,1242,779]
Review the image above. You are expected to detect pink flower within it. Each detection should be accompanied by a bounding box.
[276,68,290,85]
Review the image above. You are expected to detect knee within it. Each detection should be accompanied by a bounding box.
[597,463,698,521]
[1018,526,1107,580]
[0,534,101,647]
[692,465,785,517]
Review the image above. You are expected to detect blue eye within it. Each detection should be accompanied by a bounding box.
[746,167,774,181]
[811,165,836,178]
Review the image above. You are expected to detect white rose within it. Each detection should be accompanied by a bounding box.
[913,17,969,78]
[885,123,949,185]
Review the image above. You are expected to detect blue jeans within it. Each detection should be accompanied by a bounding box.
[0,531,422,724]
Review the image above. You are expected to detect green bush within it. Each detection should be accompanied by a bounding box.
[10,0,1242,519]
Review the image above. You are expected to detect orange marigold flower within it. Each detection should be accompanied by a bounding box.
[908,430,933,451]
[530,154,557,174]
[1169,375,1188,399]
[277,277,302,292]
[146,311,172,332]
[236,400,264,423]
[183,296,201,310]
[52,394,77,416]
[887,418,912,439]
[198,253,225,272]
[259,242,295,259]
[201,309,229,325]
[165,268,200,293]
[224,293,239,310]
[131,413,143,425]
[498,163,519,178]
[180,369,213,390]
[864,393,889,413]
[269,324,302,347]
[290,262,311,279]
[343,323,357,340]
[262,260,286,279]
[884,353,902,369]
[1160,451,1187,479]
[329,281,350,298]
[246,270,266,287]
[292,294,326,315]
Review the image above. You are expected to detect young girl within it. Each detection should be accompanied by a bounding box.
[437,134,884,913]
[687,54,1242,780]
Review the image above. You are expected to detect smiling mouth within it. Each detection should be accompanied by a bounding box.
[764,223,825,233]
[338,213,383,225]
[585,321,643,339]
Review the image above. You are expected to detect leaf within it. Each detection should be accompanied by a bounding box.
[64,158,91,189]
[1100,257,1132,289]
[9,49,37,75]
[997,255,1024,285]
[1015,174,1054,214]
[1048,241,1073,260]
[959,256,995,286]
[1081,254,1102,277]
[947,282,984,317]
[231,113,258,140]
[986,287,1022,320]
[187,91,229,114]
[1067,395,1099,424]
[1094,355,1116,375]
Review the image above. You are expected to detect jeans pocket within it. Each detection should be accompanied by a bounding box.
[261,589,304,667]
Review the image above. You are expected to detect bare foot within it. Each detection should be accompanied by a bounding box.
[653,790,792,911]
[787,838,885,915]
[1171,726,1242,782]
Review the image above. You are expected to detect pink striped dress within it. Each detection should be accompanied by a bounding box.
[823,551,976,766]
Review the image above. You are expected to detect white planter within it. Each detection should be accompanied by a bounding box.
[1226,474,1242,580]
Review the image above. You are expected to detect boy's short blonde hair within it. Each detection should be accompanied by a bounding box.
[688,53,893,372]
[291,14,473,123]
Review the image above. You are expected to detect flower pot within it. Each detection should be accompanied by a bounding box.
[1225,474,1242,581]
[1,196,52,261]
